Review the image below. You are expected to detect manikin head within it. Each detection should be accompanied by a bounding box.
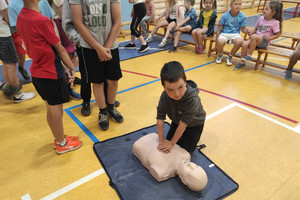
[177,161,208,191]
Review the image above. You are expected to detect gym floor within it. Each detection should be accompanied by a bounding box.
[1,4,300,200]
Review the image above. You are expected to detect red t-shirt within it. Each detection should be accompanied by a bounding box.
[17,8,63,79]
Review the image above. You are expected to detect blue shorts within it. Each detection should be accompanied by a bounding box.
[256,37,268,49]
[0,36,18,64]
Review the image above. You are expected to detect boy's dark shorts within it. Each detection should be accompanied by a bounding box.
[256,37,268,49]
[78,47,122,83]
[167,122,204,153]
[0,36,19,64]
[166,17,176,24]
[32,77,70,105]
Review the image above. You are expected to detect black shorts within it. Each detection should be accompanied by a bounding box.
[167,122,204,153]
[78,47,122,83]
[256,37,268,49]
[0,36,18,64]
[166,17,176,24]
[32,77,70,105]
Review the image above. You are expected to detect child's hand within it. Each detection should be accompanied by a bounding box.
[264,35,270,41]
[96,46,112,62]
[157,140,174,153]
[64,67,75,87]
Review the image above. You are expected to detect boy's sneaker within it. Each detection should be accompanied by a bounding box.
[168,46,177,53]
[4,84,22,98]
[70,89,81,100]
[53,135,79,149]
[243,55,252,61]
[138,44,149,53]
[158,38,167,48]
[114,100,120,107]
[108,107,124,123]
[234,62,245,70]
[285,69,292,80]
[99,112,109,130]
[81,102,91,116]
[145,35,153,43]
[124,43,136,49]
[226,55,233,66]
[55,140,82,155]
[216,54,223,64]
[13,91,35,103]
[18,67,30,80]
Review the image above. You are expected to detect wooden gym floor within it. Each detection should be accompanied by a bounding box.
[1,5,300,200]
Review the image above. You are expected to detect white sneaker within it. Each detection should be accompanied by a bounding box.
[226,55,233,66]
[145,35,153,43]
[216,54,223,64]
[13,91,36,103]
[158,38,167,48]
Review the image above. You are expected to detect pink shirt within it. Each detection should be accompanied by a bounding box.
[255,16,280,43]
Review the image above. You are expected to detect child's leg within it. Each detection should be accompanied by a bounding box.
[164,21,176,40]
[2,62,19,87]
[191,28,199,46]
[173,26,191,48]
[286,49,300,79]
[45,102,65,142]
[196,28,208,47]
[216,38,226,55]
[93,82,106,109]
[247,34,263,56]
[130,3,146,44]
[240,40,250,58]
[106,80,118,105]
[230,37,242,56]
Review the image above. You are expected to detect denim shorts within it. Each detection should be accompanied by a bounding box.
[256,37,268,49]
[0,36,19,64]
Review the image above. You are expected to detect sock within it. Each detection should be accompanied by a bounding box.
[57,138,67,146]
[148,35,152,39]
[107,103,114,111]
[173,46,177,50]
[228,54,232,58]
[100,108,108,114]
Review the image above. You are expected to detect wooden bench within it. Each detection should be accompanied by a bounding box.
[255,46,300,73]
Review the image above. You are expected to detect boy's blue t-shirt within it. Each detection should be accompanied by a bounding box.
[219,10,246,34]
[184,7,197,27]
[9,0,54,27]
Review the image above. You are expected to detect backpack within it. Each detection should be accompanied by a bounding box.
[62,0,80,45]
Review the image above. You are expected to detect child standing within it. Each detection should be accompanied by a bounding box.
[17,0,82,154]
[234,1,283,70]
[215,0,247,66]
[168,0,197,53]
[191,0,217,54]
[139,0,155,37]
[146,0,184,48]
[124,0,149,53]
[156,61,206,153]
[70,0,124,130]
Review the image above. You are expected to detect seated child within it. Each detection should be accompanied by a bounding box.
[140,0,155,37]
[286,42,300,80]
[133,133,208,191]
[234,1,283,70]
[156,61,206,154]
[215,0,247,66]
[168,0,197,53]
[146,0,184,48]
[191,0,217,54]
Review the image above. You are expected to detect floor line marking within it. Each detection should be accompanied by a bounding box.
[235,104,300,134]
[21,194,32,200]
[206,103,237,120]
[40,169,105,200]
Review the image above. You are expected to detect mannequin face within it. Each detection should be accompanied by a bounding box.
[178,162,208,191]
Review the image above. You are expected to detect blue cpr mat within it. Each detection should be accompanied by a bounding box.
[93,123,238,200]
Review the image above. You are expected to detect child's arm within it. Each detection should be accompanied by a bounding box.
[240,25,248,34]
[54,41,76,84]
[176,16,191,30]
[265,32,280,42]
[157,119,165,142]
[71,4,112,61]
[158,120,187,153]
[128,0,134,4]
[104,2,121,49]
[1,7,9,24]
[149,1,156,22]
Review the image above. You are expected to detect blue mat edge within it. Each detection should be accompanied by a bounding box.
[93,122,239,200]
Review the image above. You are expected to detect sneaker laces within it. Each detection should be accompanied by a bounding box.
[111,108,121,116]
[99,113,108,122]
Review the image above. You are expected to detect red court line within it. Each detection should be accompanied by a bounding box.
[199,88,298,124]
[121,69,159,79]
[121,69,298,124]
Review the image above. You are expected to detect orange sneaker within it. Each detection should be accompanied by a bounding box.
[53,135,79,149]
[55,140,82,154]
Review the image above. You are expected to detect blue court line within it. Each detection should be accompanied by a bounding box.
[64,61,215,142]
